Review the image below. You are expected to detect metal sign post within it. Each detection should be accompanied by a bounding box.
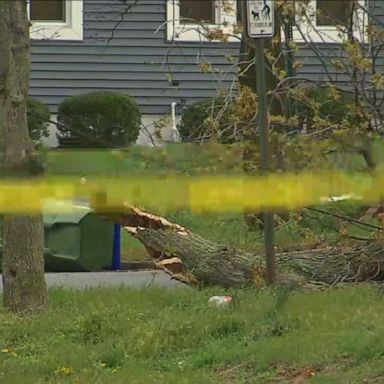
[246,0,276,285]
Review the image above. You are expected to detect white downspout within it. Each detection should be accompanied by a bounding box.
[171,102,180,142]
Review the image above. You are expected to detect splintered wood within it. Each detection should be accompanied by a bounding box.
[107,207,384,288]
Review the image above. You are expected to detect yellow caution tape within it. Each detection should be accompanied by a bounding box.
[0,171,380,214]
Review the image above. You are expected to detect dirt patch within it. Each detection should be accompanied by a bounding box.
[215,364,255,384]
[275,366,317,383]
[215,364,318,384]
[362,376,384,384]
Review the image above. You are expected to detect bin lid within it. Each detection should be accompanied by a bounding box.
[43,199,92,227]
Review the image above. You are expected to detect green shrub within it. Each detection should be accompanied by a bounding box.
[57,91,141,148]
[27,98,50,142]
[179,87,354,144]
[178,98,231,143]
[292,85,355,128]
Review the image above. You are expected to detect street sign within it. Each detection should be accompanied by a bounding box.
[246,0,275,38]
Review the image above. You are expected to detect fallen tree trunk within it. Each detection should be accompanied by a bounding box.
[108,207,384,288]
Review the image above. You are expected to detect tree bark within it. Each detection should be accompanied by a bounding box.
[0,1,48,313]
[110,207,384,288]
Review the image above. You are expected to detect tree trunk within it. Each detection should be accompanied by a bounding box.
[0,1,48,313]
[110,208,384,288]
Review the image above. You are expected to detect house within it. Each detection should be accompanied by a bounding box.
[29,0,239,146]
[29,0,383,147]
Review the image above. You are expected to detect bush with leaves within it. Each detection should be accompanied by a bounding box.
[178,97,228,143]
[178,86,258,144]
[57,91,141,148]
[27,98,50,143]
[290,85,355,131]
[283,84,378,171]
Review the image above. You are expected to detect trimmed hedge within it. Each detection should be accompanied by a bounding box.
[177,98,229,143]
[292,85,355,127]
[27,98,50,142]
[57,91,141,148]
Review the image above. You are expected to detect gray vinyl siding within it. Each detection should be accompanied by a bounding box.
[30,0,384,114]
[370,0,384,75]
[30,0,239,115]
[296,0,384,86]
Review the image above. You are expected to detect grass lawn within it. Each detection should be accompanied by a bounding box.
[1,285,384,383]
[2,143,383,383]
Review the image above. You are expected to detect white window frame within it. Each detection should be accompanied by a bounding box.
[292,0,367,43]
[28,0,83,41]
[166,0,238,42]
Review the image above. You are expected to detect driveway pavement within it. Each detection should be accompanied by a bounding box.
[0,270,188,291]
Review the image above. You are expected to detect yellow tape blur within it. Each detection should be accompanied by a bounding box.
[0,171,380,214]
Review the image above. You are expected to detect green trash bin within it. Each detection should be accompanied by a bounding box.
[43,208,115,272]
[0,202,115,272]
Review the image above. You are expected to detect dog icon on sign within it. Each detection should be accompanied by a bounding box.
[251,10,260,20]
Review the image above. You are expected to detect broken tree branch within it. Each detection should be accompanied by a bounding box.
[107,207,384,288]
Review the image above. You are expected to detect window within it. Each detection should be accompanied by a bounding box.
[316,0,352,26]
[292,0,366,43]
[30,0,65,22]
[28,0,83,40]
[180,0,215,24]
[167,0,238,42]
